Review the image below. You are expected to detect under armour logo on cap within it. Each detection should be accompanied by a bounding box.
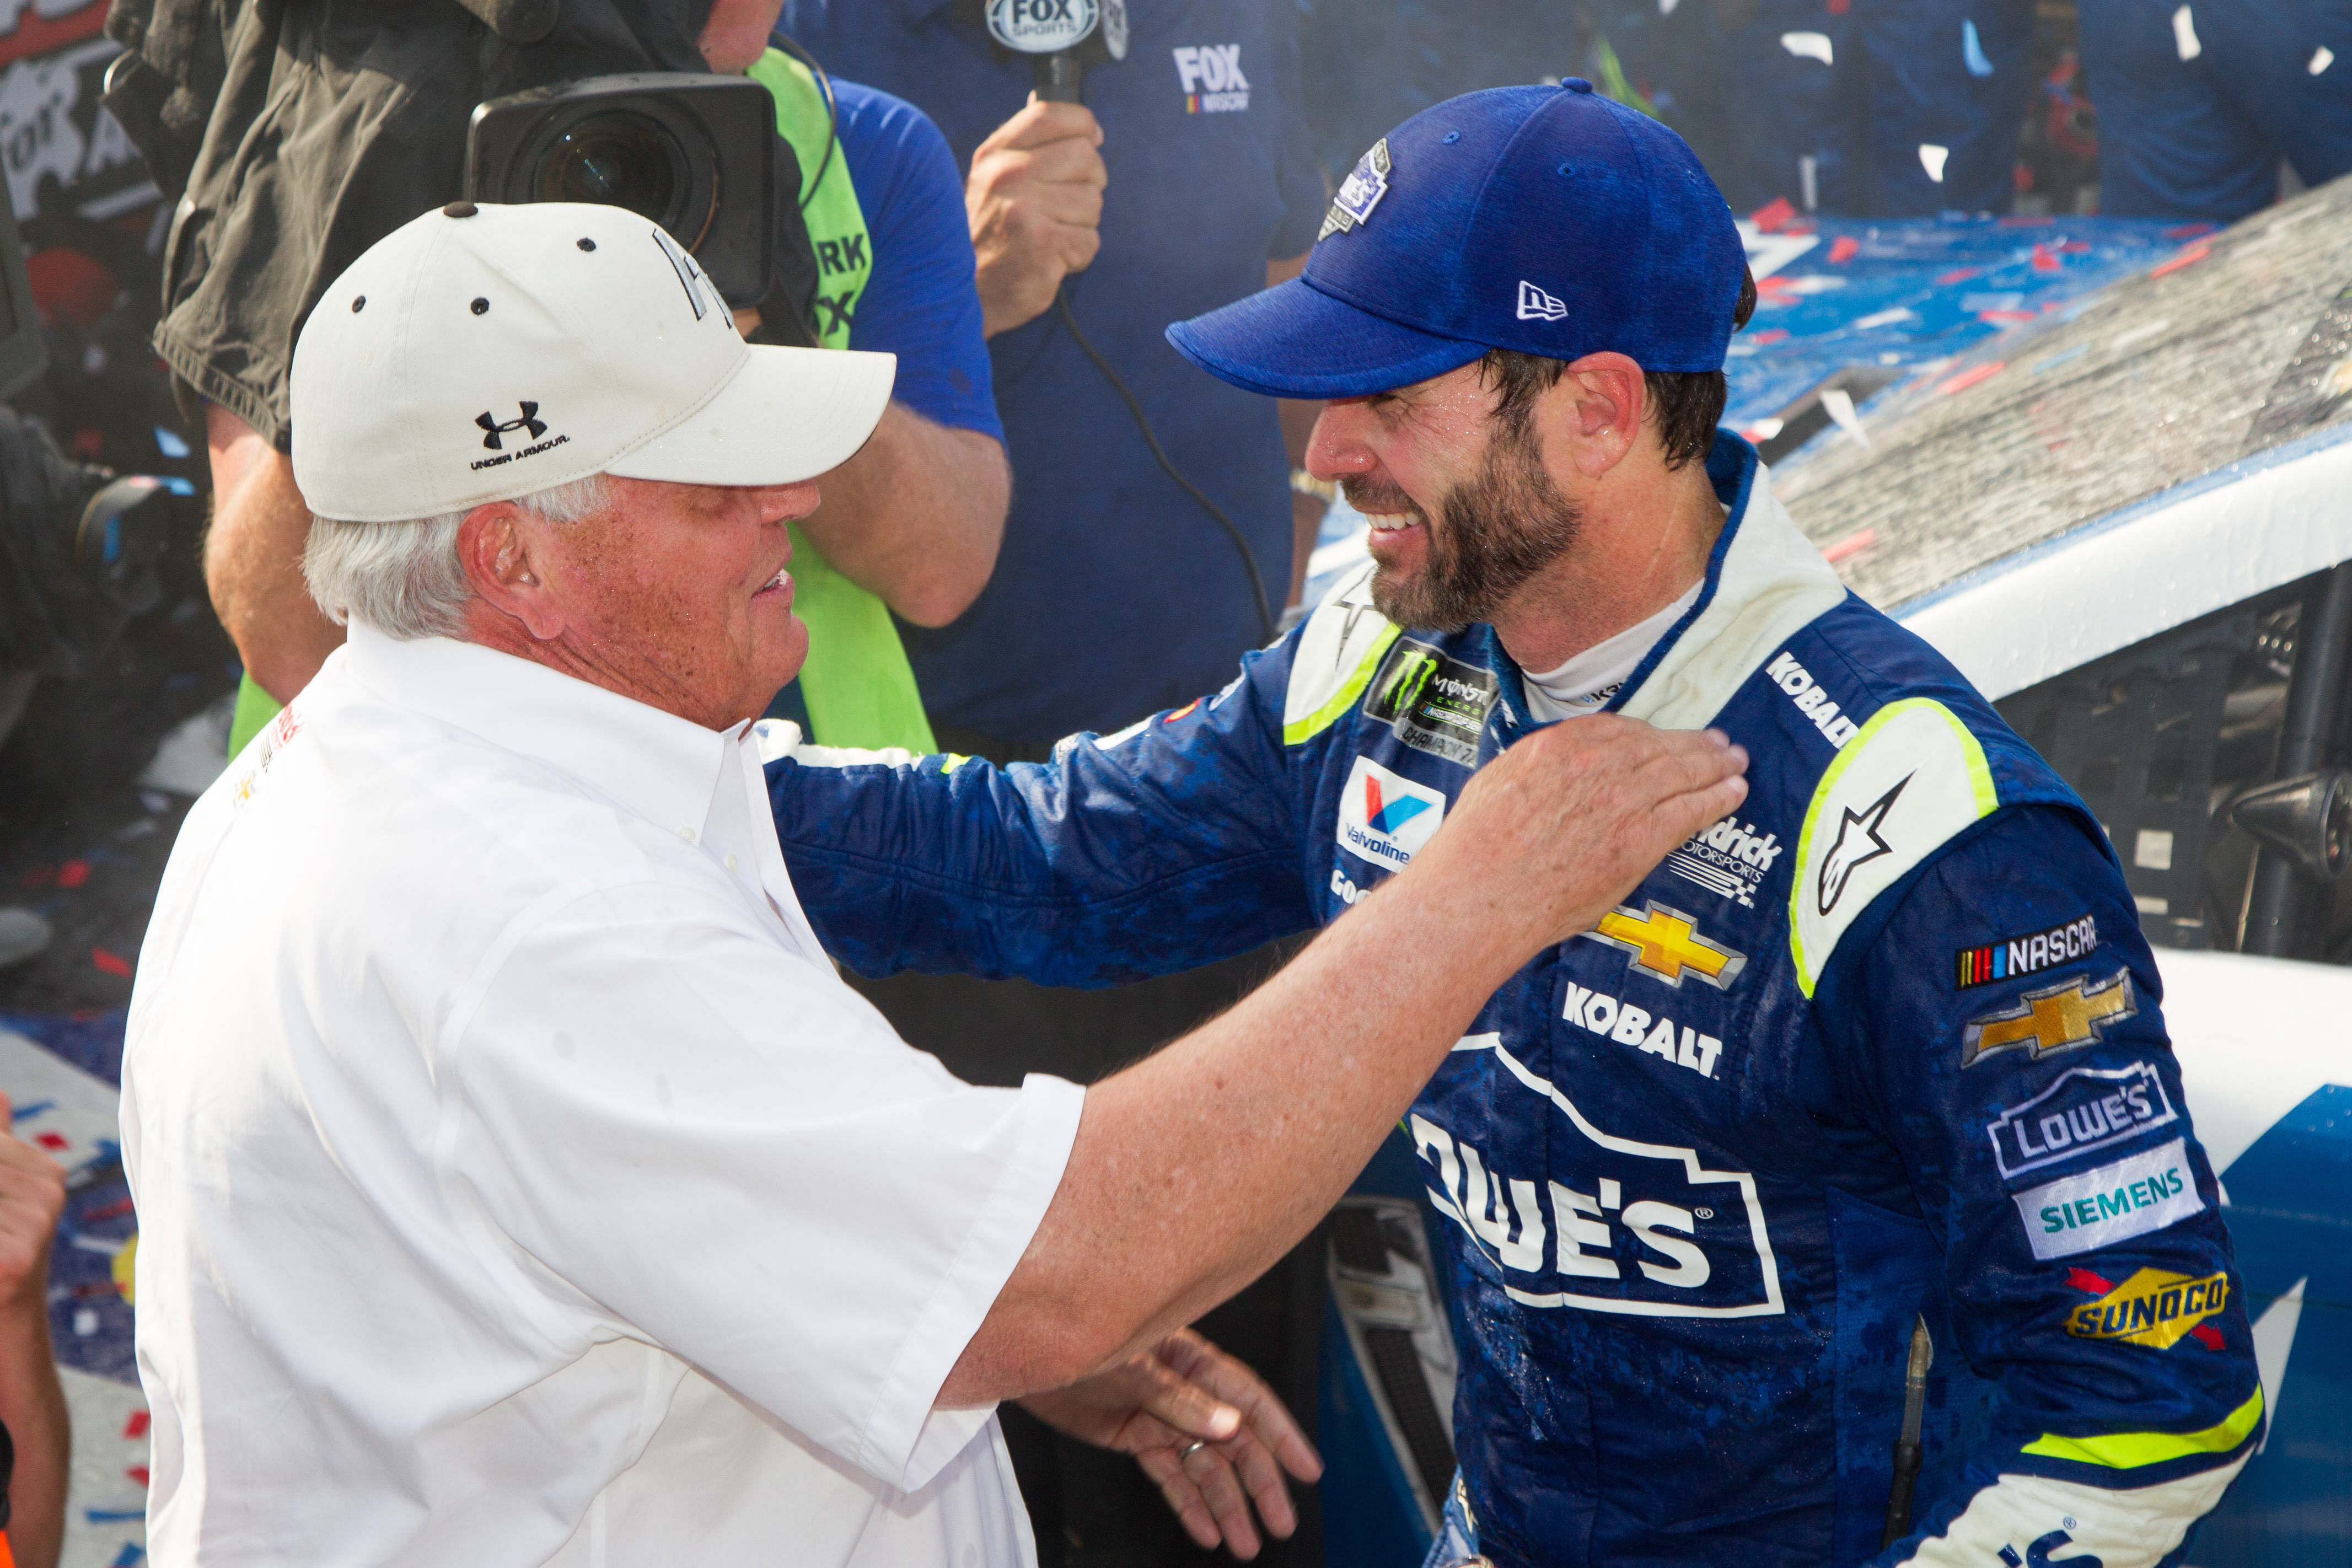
[476,401,548,452]
[1516,280,1567,321]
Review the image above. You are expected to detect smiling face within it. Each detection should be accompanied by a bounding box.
[501,475,817,729]
[1309,363,1585,632]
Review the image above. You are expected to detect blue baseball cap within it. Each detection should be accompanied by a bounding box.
[1166,82,1746,399]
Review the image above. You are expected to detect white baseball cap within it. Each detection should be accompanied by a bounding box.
[289,201,896,523]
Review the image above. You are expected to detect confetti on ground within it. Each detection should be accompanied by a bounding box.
[90,949,131,979]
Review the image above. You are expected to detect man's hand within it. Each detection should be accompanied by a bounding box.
[966,97,1107,338]
[1402,717,1748,955]
[0,1092,64,1316]
[1018,1329,1321,1561]
[0,1092,69,1568]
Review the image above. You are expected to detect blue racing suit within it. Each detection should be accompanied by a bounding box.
[765,434,2263,1567]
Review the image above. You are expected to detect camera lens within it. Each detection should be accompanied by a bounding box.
[536,111,689,228]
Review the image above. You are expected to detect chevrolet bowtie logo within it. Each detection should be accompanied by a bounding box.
[1581,900,1746,990]
[1961,969,2138,1068]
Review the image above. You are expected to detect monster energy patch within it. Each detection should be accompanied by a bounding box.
[1364,638,1496,766]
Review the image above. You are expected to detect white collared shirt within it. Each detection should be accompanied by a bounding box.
[1521,582,1703,722]
[122,623,1083,1567]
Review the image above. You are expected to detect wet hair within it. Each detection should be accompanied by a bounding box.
[1478,267,1760,470]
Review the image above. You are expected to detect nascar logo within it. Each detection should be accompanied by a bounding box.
[1956,913,2099,990]
[2064,1265,2229,1350]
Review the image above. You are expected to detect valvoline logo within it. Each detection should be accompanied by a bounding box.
[1336,756,1447,870]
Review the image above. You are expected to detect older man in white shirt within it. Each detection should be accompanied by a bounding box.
[120,201,1748,1567]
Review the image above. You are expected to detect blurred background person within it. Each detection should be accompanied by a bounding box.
[2075,0,2352,221]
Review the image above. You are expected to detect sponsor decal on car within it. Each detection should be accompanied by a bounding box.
[1962,969,2137,1067]
[1956,913,2099,989]
[2063,1264,2229,1350]
[1579,901,1746,990]
[1986,1061,2177,1179]
[2012,1136,2203,1260]
[1334,755,1447,869]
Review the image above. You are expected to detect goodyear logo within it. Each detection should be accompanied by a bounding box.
[1580,901,1746,990]
[2064,1265,2229,1350]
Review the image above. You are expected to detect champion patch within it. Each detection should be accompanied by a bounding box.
[1319,137,1392,241]
[1956,914,2099,989]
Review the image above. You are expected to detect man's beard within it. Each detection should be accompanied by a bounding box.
[1352,421,1582,632]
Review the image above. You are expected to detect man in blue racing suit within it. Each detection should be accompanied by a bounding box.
[764,85,2263,1567]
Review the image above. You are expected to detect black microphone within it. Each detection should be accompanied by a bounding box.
[984,0,1126,102]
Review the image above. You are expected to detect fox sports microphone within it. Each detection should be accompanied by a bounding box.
[985,0,1126,101]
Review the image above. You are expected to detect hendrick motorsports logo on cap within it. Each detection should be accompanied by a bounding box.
[986,0,1099,53]
[1318,137,1392,242]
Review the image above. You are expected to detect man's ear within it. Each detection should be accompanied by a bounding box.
[458,502,567,641]
[1552,352,1647,479]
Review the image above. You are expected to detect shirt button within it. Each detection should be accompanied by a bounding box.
[678,826,696,844]
[725,852,739,872]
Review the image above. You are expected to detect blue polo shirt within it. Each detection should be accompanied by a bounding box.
[778,1,1328,743]
[830,76,1002,440]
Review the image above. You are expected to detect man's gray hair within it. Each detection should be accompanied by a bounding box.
[302,474,611,640]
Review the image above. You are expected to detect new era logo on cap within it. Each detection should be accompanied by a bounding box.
[1516,280,1567,321]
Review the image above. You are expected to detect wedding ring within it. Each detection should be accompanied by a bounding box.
[1178,1440,1209,1460]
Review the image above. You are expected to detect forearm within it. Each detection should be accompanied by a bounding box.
[798,403,1007,626]
[204,407,340,702]
[0,1299,67,1568]
[940,867,1524,1404]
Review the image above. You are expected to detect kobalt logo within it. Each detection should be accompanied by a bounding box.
[1666,814,1782,908]
[1409,1046,1781,1317]
[1172,45,1249,111]
[986,0,1098,52]
[1561,979,1724,1079]
[1985,1061,2176,1179]
[1335,755,1446,869]
[1765,650,1860,749]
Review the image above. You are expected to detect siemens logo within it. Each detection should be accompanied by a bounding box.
[2012,1137,2204,1260]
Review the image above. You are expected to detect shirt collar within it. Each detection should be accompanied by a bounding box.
[339,622,747,837]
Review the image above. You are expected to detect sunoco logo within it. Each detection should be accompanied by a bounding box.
[987,0,1098,52]
[1335,755,1446,870]
[2063,1265,2229,1350]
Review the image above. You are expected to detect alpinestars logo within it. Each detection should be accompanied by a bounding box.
[1816,773,1907,915]
[1516,281,1567,321]
[476,402,546,452]
[1335,755,1446,870]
